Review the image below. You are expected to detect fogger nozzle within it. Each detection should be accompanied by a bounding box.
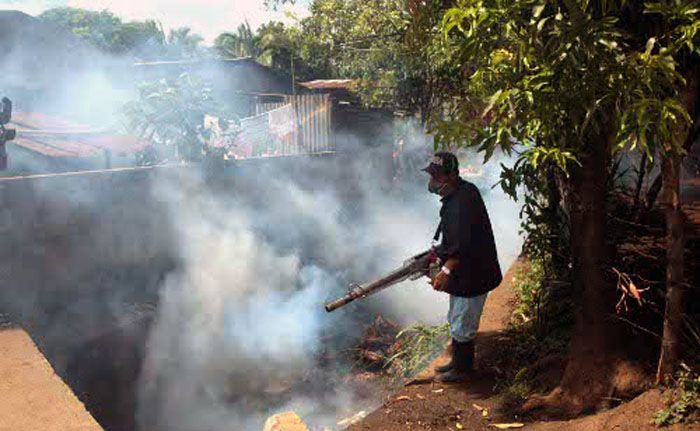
[323,249,435,312]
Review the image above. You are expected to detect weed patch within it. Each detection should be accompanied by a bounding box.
[652,364,700,426]
[493,258,573,410]
[385,324,450,382]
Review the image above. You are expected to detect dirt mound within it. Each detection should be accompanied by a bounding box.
[528,389,696,431]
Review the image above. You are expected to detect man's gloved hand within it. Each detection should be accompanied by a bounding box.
[431,269,449,291]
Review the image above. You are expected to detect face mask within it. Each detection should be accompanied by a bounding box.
[428,177,447,195]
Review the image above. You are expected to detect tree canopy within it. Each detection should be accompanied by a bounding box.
[39,7,205,60]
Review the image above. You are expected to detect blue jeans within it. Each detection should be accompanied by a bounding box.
[447,292,488,343]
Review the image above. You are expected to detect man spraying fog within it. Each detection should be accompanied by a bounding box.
[424,152,502,382]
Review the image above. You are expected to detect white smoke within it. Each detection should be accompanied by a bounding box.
[0,12,523,427]
[137,136,523,430]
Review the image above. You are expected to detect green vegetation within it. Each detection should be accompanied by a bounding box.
[497,259,573,409]
[123,74,238,163]
[652,364,700,426]
[385,324,450,380]
[39,7,203,60]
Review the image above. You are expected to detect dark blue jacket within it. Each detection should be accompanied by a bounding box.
[435,178,503,297]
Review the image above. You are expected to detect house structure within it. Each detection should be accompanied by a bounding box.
[5,112,148,175]
[298,79,395,150]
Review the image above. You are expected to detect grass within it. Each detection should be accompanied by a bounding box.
[384,323,450,382]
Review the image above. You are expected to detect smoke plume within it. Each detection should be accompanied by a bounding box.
[136,140,523,430]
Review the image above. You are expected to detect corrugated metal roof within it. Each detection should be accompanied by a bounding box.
[11,112,94,133]
[299,79,357,89]
[10,112,148,158]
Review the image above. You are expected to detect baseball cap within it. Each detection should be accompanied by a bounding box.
[422,151,459,177]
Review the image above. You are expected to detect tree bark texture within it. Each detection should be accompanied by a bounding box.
[655,64,697,384]
[523,129,616,416]
[656,152,685,384]
[558,131,614,412]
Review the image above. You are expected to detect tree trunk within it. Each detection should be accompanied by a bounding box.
[637,171,663,222]
[632,155,647,213]
[560,132,615,409]
[523,131,616,416]
[655,152,685,384]
[655,64,697,383]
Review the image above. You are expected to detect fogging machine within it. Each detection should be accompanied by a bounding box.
[324,249,441,312]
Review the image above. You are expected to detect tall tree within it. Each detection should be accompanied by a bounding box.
[39,7,122,53]
[430,0,697,414]
[294,0,459,117]
[214,21,261,58]
[114,20,166,59]
[39,7,166,57]
[257,22,297,72]
[645,2,700,383]
[165,27,204,59]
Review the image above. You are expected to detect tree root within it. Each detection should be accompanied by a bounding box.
[520,358,651,419]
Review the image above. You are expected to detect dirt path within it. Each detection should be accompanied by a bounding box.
[0,327,102,431]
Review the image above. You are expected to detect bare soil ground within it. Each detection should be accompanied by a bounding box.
[0,327,101,431]
[348,178,700,431]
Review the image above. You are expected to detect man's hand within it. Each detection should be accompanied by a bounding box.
[431,269,449,291]
[431,257,459,292]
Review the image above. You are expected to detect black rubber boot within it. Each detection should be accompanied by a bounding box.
[435,339,457,373]
[434,340,474,382]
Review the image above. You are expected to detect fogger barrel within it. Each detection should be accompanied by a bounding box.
[324,250,434,312]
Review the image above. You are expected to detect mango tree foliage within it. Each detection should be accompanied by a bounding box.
[433,0,696,191]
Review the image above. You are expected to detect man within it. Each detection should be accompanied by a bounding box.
[423,152,502,382]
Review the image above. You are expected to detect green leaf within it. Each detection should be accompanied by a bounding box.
[533,3,546,19]
[644,37,656,56]
[483,90,503,116]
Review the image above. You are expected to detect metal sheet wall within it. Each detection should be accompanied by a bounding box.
[251,94,332,157]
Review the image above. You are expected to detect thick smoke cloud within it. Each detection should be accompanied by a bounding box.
[0,10,137,127]
[137,139,523,431]
[1,12,523,429]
